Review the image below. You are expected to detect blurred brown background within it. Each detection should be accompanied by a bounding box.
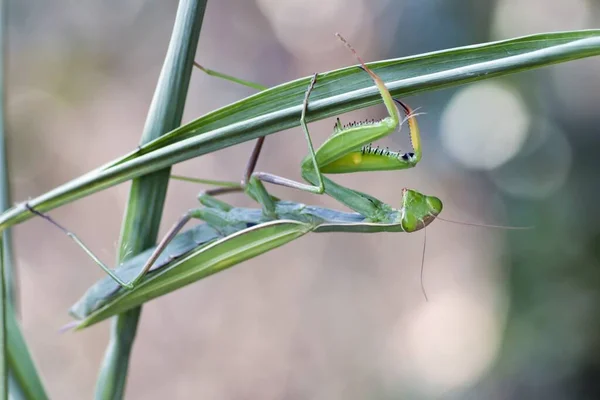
[8,0,600,398]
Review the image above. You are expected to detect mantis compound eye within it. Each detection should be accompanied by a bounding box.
[401,152,415,161]
[426,196,443,216]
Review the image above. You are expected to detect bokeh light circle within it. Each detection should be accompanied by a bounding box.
[490,119,572,199]
[440,82,531,170]
[393,292,505,394]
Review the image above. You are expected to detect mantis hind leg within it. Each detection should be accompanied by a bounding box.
[24,196,246,289]
[25,204,137,289]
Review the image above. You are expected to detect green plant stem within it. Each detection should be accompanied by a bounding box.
[94,1,207,398]
[0,0,6,395]
[0,236,5,400]
[0,0,11,308]
[0,1,47,397]
[6,306,47,399]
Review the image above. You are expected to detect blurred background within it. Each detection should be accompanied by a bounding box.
[7,0,600,398]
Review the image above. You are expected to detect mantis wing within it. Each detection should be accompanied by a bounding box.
[70,223,223,319]
[70,220,313,329]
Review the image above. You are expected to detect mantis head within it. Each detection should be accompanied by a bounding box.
[400,188,443,232]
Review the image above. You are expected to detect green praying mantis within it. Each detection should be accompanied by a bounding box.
[27,33,517,329]
[68,180,442,328]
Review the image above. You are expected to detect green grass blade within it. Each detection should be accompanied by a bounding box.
[0,0,47,397]
[6,307,48,400]
[93,1,207,399]
[0,0,6,396]
[193,62,268,91]
[0,0,11,307]
[0,237,5,400]
[2,30,600,230]
[115,30,600,158]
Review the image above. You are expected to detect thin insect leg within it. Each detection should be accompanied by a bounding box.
[171,175,242,188]
[193,61,268,91]
[204,186,244,197]
[125,202,242,287]
[171,177,244,203]
[26,203,223,289]
[420,225,428,302]
[128,202,244,287]
[198,192,236,210]
[299,73,325,193]
[192,59,271,189]
[252,172,320,192]
[242,136,266,186]
[249,73,325,194]
[171,111,273,210]
[249,170,321,194]
[127,210,196,287]
[192,60,273,197]
[25,204,134,289]
[246,178,277,218]
[130,194,263,286]
[231,135,277,215]
[172,128,265,197]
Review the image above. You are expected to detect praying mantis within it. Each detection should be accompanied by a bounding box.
[58,34,447,329]
[69,181,442,328]
[29,34,463,329]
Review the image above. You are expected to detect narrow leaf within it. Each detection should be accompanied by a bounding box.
[2,31,600,234]
[0,0,48,397]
